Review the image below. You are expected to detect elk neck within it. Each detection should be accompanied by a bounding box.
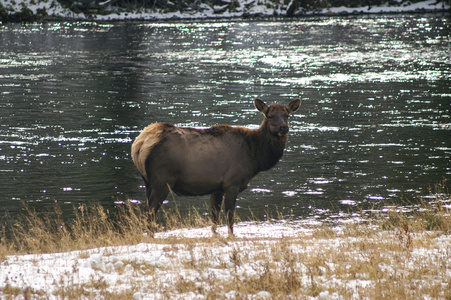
[247,118,288,173]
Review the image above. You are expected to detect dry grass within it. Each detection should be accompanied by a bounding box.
[0,201,145,257]
[380,182,451,235]
[0,199,216,259]
[0,181,450,299]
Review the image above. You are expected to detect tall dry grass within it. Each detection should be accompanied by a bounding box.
[380,181,451,234]
[0,180,450,258]
[0,200,213,258]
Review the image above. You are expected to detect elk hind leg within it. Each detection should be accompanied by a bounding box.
[146,184,169,229]
[210,192,223,234]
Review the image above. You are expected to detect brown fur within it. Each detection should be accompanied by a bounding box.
[131,98,301,235]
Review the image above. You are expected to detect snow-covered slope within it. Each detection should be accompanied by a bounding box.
[1,223,450,299]
[0,0,449,21]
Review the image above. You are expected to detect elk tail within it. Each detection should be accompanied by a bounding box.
[131,123,165,182]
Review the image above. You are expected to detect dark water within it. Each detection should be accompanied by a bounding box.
[1,16,450,223]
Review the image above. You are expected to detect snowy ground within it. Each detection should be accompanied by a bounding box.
[1,222,450,299]
[0,0,449,21]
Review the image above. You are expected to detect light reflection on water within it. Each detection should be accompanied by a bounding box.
[0,16,450,223]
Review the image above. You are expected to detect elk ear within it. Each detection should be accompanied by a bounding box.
[254,98,269,115]
[287,98,301,114]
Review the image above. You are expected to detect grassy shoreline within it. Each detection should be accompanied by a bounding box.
[0,182,450,299]
[1,181,450,256]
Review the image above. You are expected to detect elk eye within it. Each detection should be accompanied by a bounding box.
[267,115,272,119]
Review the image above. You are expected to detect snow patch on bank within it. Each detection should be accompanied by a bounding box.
[1,223,450,299]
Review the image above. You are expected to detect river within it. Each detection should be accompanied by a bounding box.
[0,16,450,223]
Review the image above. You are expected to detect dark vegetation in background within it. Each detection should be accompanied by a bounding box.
[0,4,39,22]
[0,0,52,22]
[0,0,449,22]
[60,0,447,14]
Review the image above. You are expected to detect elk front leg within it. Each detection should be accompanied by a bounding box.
[224,187,239,237]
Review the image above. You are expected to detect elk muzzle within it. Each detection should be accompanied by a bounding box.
[279,126,289,136]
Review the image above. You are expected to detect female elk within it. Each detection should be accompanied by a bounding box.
[131,98,301,235]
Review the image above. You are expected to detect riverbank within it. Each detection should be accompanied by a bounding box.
[0,0,449,22]
[1,219,450,299]
[1,183,450,299]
